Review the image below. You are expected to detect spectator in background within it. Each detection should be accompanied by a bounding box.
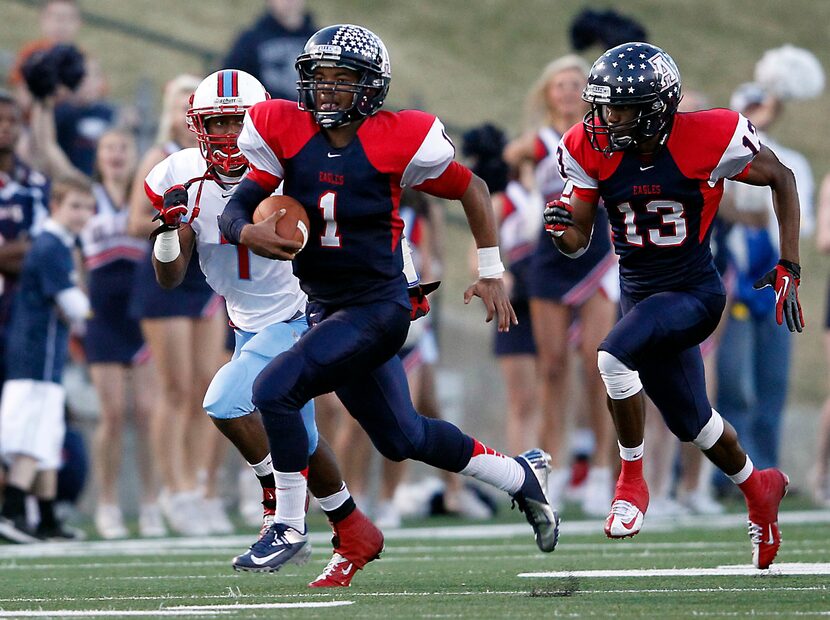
[25,69,167,537]
[222,0,318,101]
[464,124,540,456]
[54,57,117,176]
[716,51,820,483]
[0,91,49,395]
[8,0,83,112]
[128,75,232,536]
[0,176,94,544]
[503,55,618,516]
[814,172,830,507]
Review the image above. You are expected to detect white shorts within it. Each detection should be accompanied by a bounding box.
[0,379,66,470]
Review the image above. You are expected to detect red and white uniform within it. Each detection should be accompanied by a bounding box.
[144,149,306,332]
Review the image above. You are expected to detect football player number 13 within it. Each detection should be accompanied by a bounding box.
[319,191,342,248]
[617,200,687,247]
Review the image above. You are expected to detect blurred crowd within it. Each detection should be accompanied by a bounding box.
[0,0,828,542]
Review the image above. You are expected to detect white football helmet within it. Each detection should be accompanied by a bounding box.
[186,69,269,172]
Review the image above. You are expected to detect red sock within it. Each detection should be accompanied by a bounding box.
[620,457,644,481]
[738,467,763,504]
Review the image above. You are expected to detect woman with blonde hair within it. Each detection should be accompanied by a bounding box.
[504,54,618,516]
[128,75,232,535]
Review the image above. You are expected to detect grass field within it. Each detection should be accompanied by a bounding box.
[1,503,829,618]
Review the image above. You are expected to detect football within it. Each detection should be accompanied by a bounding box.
[253,195,310,250]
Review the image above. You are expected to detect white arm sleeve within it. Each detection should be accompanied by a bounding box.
[56,287,91,323]
[238,111,285,178]
[401,118,455,188]
[710,113,760,186]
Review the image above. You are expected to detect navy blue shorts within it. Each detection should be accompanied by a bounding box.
[527,208,615,304]
[600,284,726,441]
[85,262,145,364]
[129,250,219,320]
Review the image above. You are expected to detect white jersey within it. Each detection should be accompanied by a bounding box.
[80,183,146,270]
[144,148,306,332]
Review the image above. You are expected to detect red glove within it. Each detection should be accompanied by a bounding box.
[543,199,574,238]
[408,281,441,321]
[753,259,804,333]
[151,185,189,237]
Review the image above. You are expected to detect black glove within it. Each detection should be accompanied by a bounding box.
[20,48,60,100]
[408,280,441,321]
[543,199,574,238]
[753,259,804,333]
[150,185,189,238]
[52,44,86,91]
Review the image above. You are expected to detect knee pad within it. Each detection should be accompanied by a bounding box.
[597,350,642,400]
[692,409,724,450]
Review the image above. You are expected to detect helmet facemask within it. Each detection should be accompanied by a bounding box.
[583,97,670,153]
[187,108,247,173]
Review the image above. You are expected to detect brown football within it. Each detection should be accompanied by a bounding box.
[253,195,310,250]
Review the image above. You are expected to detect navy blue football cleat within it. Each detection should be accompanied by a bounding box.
[232,522,311,573]
[511,449,560,552]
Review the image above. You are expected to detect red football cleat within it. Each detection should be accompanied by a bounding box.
[746,468,789,569]
[308,508,384,587]
[605,476,649,539]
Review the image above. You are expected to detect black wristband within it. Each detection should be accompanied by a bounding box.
[778,259,801,279]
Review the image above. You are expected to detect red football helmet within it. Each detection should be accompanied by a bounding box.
[186,69,269,172]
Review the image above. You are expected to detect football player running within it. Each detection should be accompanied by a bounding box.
[145,69,383,586]
[218,24,560,580]
[546,42,801,569]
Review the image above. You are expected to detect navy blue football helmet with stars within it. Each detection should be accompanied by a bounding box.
[295,24,392,129]
[582,42,682,153]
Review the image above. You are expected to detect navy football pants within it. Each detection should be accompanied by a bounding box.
[599,287,726,441]
[252,300,474,473]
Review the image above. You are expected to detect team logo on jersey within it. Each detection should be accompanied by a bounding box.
[648,53,679,92]
[585,84,611,100]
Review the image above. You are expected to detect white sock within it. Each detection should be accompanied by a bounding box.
[619,441,644,461]
[728,456,754,485]
[460,448,525,494]
[317,483,351,513]
[248,454,273,478]
[274,470,307,531]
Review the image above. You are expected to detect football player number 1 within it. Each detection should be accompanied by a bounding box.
[319,191,341,248]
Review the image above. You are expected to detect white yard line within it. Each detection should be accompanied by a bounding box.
[1,508,828,561]
[518,562,830,578]
[0,601,353,618]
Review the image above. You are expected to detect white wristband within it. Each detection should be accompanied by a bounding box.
[477,246,504,279]
[153,229,181,263]
[401,237,420,287]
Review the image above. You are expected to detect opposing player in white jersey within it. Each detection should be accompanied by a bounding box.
[144,70,383,586]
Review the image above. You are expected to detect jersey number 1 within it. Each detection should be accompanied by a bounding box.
[319,191,341,248]
[220,234,251,280]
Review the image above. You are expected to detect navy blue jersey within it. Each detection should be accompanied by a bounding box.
[0,159,49,314]
[237,100,470,307]
[6,222,77,383]
[558,109,760,296]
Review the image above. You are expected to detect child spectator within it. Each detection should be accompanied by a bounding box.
[0,176,94,543]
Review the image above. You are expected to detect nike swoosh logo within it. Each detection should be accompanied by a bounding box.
[250,549,286,565]
[341,563,353,576]
[621,517,639,530]
[776,276,789,304]
[639,165,654,171]
[327,153,341,158]
[765,525,776,546]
